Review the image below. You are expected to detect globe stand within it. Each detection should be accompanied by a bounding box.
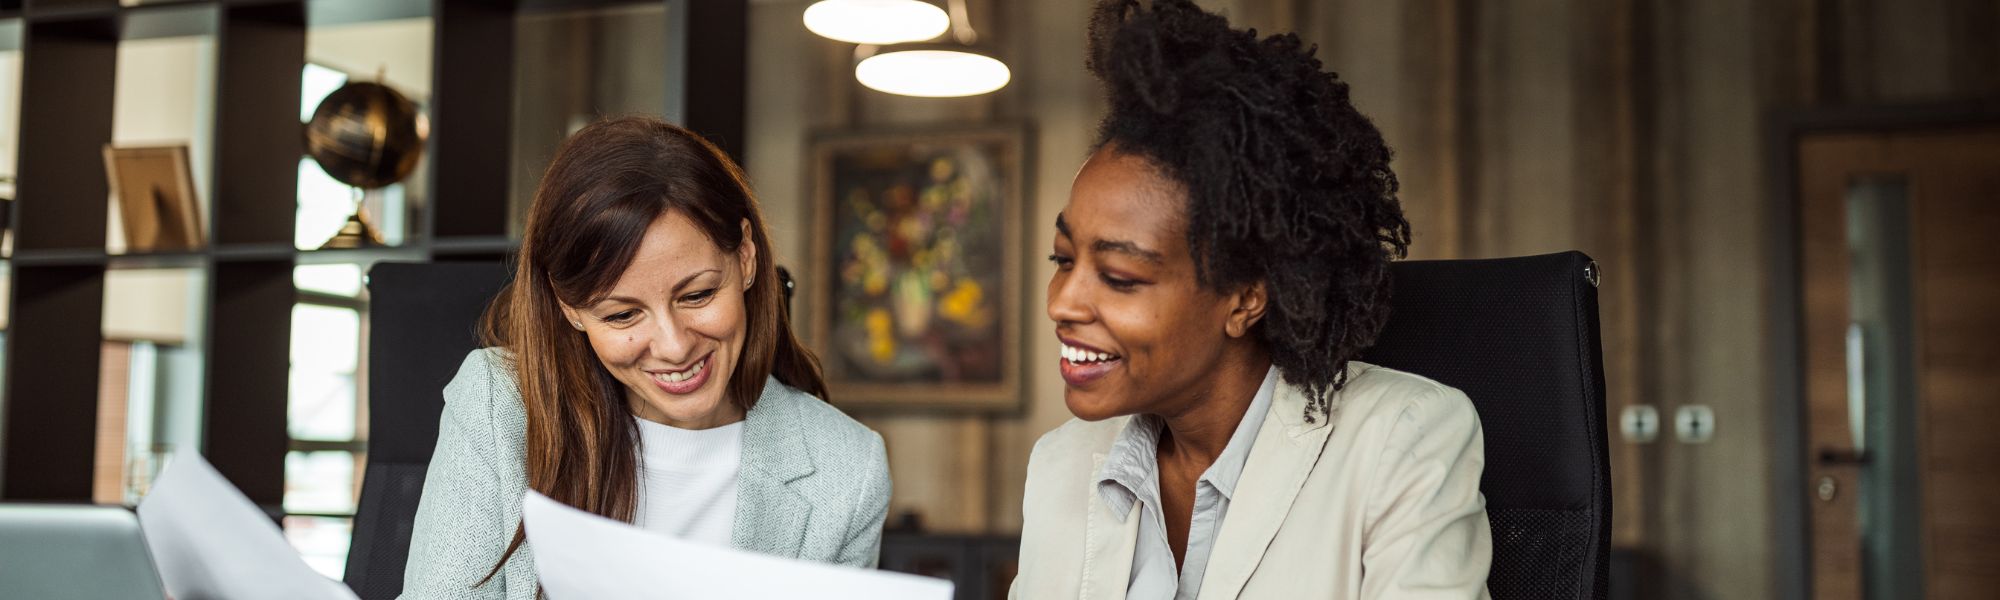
[304,76,424,250]
[319,188,387,250]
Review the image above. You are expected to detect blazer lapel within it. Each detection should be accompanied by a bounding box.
[1080,452,1141,600]
[731,379,816,559]
[1196,380,1338,599]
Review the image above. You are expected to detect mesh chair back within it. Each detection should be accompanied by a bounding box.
[1359,251,1611,600]
[344,262,511,599]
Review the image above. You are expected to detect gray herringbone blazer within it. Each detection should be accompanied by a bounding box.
[398,348,890,600]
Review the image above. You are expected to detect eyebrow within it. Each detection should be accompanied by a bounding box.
[600,269,720,306]
[1092,239,1164,264]
[1057,212,1163,264]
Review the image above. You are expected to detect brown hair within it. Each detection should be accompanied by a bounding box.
[476,116,826,584]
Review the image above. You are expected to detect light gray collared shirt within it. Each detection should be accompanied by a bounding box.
[1094,366,1280,600]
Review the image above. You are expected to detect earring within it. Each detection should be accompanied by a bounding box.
[570,320,585,331]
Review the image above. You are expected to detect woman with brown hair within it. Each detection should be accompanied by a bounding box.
[399,116,890,599]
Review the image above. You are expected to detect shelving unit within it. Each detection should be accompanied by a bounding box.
[0,0,747,507]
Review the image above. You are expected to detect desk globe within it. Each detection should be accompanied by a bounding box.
[304,81,425,248]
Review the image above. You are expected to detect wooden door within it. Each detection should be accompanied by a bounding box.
[1798,126,2000,600]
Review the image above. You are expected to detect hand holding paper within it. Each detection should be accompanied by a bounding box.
[522,491,953,599]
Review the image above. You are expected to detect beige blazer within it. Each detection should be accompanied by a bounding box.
[1011,362,1492,599]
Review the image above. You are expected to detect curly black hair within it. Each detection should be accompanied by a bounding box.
[1086,0,1411,422]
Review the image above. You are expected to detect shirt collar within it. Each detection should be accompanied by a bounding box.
[1201,366,1280,500]
[1095,415,1162,521]
[1092,366,1282,517]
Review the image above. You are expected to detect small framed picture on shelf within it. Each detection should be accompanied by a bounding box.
[103,144,205,252]
[808,125,1030,413]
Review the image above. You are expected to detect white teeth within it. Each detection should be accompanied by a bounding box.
[656,358,705,385]
[1061,344,1118,364]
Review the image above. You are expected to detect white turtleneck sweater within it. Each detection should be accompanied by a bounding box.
[632,417,745,547]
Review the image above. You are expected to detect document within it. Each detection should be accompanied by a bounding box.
[136,448,359,600]
[522,491,954,599]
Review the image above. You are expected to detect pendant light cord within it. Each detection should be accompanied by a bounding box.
[947,0,978,45]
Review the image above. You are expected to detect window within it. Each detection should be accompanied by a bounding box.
[282,13,436,573]
[282,264,368,579]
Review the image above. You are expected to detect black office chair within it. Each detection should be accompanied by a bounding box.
[344,262,513,599]
[1361,251,1612,600]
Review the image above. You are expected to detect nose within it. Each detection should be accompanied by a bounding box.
[649,314,699,365]
[1047,268,1092,325]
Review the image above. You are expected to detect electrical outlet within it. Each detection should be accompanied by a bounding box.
[1619,405,1660,443]
[1675,405,1715,444]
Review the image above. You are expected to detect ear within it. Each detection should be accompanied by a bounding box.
[1223,281,1268,339]
[737,218,758,292]
[559,302,588,331]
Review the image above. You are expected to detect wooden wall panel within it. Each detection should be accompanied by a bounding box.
[1903,132,2000,600]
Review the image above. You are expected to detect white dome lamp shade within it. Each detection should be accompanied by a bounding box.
[804,0,951,45]
[855,43,1011,98]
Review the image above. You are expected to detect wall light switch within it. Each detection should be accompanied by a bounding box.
[1675,404,1715,444]
[1619,405,1660,443]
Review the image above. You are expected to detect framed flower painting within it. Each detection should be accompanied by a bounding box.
[809,126,1027,412]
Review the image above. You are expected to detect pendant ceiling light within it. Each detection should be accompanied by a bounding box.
[805,0,1011,98]
[803,0,951,45]
[855,44,1011,97]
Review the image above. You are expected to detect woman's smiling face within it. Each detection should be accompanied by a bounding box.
[1047,146,1249,422]
[562,211,756,430]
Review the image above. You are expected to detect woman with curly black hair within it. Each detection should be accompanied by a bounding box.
[1011,1,1492,598]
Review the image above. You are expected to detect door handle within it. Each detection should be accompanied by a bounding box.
[1816,448,1870,465]
[1845,323,1868,454]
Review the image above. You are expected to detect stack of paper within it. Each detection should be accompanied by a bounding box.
[523,492,954,600]
[136,449,359,600]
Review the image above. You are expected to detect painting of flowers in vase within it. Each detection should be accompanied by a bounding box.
[810,127,1025,411]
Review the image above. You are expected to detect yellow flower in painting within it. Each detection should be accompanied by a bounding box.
[922,186,950,210]
[866,308,895,363]
[939,279,991,329]
[930,157,955,182]
[864,269,889,296]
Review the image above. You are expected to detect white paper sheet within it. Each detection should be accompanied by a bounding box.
[522,491,954,600]
[136,448,359,600]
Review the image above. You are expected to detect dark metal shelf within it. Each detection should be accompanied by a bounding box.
[9,248,108,267]
[207,242,296,262]
[430,235,517,256]
[19,3,117,23]
[106,249,208,270]
[295,245,428,265]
